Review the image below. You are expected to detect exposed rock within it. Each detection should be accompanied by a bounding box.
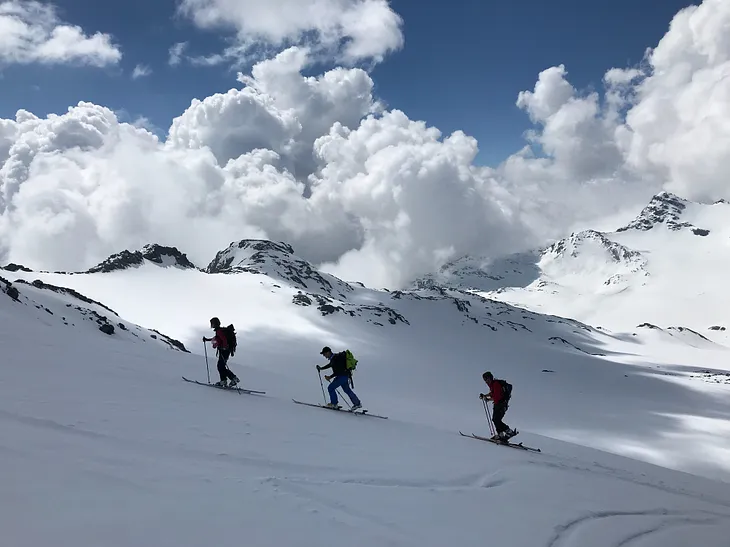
[16,279,119,316]
[0,275,20,301]
[545,230,645,266]
[207,239,353,299]
[292,290,409,325]
[86,244,197,273]
[709,325,726,331]
[616,192,703,233]
[99,323,115,335]
[3,263,33,272]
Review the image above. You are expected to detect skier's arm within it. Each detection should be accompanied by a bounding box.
[317,363,333,371]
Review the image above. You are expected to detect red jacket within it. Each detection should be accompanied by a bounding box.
[488,379,505,404]
[212,328,228,350]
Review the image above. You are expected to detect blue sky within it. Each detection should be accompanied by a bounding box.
[0,0,695,166]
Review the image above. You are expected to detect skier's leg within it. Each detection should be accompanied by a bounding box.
[216,353,228,384]
[220,350,238,384]
[327,377,340,405]
[340,379,361,407]
[492,402,509,434]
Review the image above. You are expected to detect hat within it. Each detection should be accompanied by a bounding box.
[320,346,331,355]
[482,371,493,380]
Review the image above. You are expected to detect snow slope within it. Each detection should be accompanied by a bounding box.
[5,237,730,483]
[3,289,730,547]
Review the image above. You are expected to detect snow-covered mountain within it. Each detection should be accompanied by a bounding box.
[416,192,730,339]
[5,225,730,545]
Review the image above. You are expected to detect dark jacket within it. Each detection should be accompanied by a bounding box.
[320,351,350,377]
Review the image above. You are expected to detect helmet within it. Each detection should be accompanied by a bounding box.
[210,317,221,328]
[482,371,493,381]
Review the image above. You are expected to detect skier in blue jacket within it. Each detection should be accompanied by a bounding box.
[316,346,362,410]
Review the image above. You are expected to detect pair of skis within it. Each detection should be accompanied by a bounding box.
[293,399,388,419]
[182,376,387,418]
[182,376,266,395]
[459,431,541,452]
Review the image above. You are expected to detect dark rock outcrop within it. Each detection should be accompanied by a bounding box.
[86,244,197,273]
[617,192,708,234]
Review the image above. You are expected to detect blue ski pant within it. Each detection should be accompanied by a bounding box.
[328,375,360,406]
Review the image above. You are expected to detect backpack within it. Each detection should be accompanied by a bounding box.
[345,349,358,371]
[498,379,512,399]
[223,324,237,356]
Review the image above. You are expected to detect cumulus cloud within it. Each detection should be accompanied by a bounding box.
[0,0,728,288]
[175,0,403,65]
[0,0,121,67]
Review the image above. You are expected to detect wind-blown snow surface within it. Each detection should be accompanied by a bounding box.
[6,235,730,485]
[4,288,730,546]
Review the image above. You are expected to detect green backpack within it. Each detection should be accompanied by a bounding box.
[345,349,358,371]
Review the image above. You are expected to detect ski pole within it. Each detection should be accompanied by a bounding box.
[336,388,352,409]
[318,368,327,404]
[203,340,210,384]
[483,398,495,436]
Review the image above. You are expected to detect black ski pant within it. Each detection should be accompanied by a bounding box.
[217,349,237,382]
[492,400,510,434]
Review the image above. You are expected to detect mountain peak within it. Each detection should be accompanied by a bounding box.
[544,229,628,259]
[616,192,695,233]
[86,244,197,274]
[206,239,353,298]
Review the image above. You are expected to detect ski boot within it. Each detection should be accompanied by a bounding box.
[325,403,341,410]
[229,376,239,387]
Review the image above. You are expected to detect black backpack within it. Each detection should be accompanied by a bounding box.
[223,324,237,356]
[498,379,512,399]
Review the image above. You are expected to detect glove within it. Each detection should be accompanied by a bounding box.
[325,375,333,381]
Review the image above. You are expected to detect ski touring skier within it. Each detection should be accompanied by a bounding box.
[480,371,518,441]
[202,317,239,387]
[316,346,362,410]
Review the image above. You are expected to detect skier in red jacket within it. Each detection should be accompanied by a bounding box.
[202,317,239,387]
[480,371,517,441]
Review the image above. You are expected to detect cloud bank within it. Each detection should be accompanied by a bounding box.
[0,0,121,67]
[0,0,729,288]
[175,0,403,66]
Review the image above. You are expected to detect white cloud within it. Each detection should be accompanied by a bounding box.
[175,0,403,65]
[168,42,187,66]
[0,0,728,288]
[0,0,121,67]
[132,64,152,79]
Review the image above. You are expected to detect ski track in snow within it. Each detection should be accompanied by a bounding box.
[547,509,725,547]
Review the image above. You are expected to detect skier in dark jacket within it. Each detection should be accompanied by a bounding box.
[480,371,517,441]
[316,346,361,410]
[203,317,239,387]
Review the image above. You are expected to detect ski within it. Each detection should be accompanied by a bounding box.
[292,399,388,419]
[459,431,541,452]
[182,376,266,395]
